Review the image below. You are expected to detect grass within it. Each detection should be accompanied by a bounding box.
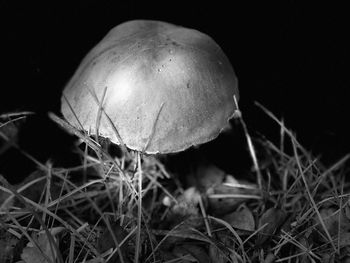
[0,106,349,263]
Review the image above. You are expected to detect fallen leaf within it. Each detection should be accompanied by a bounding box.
[345,199,350,220]
[207,176,259,217]
[209,244,227,263]
[264,253,276,263]
[21,232,59,263]
[256,207,286,245]
[97,222,131,263]
[341,257,350,263]
[0,231,18,263]
[315,207,350,237]
[172,245,198,262]
[321,253,335,263]
[182,244,210,263]
[7,169,61,209]
[223,205,255,232]
[339,232,350,248]
[172,244,211,263]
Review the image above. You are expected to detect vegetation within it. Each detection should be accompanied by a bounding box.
[0,106,349,263]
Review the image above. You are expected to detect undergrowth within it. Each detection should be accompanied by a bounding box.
[0,106,349,263]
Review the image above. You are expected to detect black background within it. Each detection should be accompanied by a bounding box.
[0,1,349,179]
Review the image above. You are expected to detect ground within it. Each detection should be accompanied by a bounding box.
[0,108,350,263]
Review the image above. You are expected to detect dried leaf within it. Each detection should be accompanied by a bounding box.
[207,185,244,216]
[152,226,210,244]
[21,232,58,263]
[315,207,350,237]
[321,253,336,263]
[0,232,18,263]
[172,245,198,262]
[97,222,130,263]
[256,208,286,245]
[264,253,276,263]
[223,205,255,232]
[207,176,259,217]
[341,257,350,263]
[181,244,210,263]
[339,233,350,248]
[345,200,350,220]
[209,244,227,263]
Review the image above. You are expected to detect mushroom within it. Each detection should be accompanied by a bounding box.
[61,20,239,154]
[60,20,239,262]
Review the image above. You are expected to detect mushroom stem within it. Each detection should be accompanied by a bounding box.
[135,151,143,263]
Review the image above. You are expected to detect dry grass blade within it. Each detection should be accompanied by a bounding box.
[0,176,64,263]
[6,212,56,263]
[143,102,165,153]
[209,216,244,248]
[48,112,100,152]
[88,87,129,156]
[255,102,311,158]
[208,194,261,199]
[233,96,263,192]
[313,154,350,194]
[48,112,137,195]
[0,111,34,119]
[199,195,212,237]
[1,100,349,262]
[0,115,28,129]
[94,85,107,144]
[0,129,47,171]
[0,184,100,258]
[0,173,46,211]
[291,136,337,252]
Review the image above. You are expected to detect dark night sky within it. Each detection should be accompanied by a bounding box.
[0,1,349,173]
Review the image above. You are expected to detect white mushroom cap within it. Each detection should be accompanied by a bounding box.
[61,20,239,154]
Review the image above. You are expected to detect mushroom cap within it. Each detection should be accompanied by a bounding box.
[61,20,239,154]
